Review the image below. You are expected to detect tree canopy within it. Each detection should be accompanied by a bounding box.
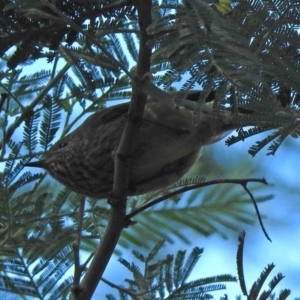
[1,0,300,299]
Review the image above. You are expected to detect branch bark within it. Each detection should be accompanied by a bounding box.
[72,1,152,299]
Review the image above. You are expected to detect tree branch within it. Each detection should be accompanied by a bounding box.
[72,197,85,287]
[72,1,152,299]
[126,178,270,240]
[126,178,268,218]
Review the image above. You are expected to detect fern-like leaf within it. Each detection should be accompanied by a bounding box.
[39,95,61,150]
[236,231,248,296]
[180,247,203,285]
[173,249,186,289]
[248,264,276,300]
[23,110,39,152]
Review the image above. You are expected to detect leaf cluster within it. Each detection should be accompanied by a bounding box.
[236,231,293,300]
[149,0,300,155]
[1,0,137,69]
[103,233,297,300]
[105,239,237,300]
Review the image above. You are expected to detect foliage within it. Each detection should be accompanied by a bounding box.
[149,0,300,155]
[236,231,292,300]
[103,234,293,299]
[1,0,300,299]
[104,240,237,299]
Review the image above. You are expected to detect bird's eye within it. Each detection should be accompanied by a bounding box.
[59,142,67,148]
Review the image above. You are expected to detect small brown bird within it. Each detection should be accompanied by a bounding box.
[25,91,233,198]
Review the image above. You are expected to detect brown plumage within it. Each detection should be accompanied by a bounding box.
[25,92,234,198]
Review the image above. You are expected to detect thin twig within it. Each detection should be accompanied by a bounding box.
[126,178,268,219]
[0,81,24,109]
[80,252,95,272]
[101,277,159,299]
[126,177,271,241]
[0,152,44,162]
[72,197,86,288]
[241,183,272,242]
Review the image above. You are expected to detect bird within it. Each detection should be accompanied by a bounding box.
[24,90,244,199]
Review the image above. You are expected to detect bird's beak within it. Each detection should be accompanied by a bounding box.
[24,160,47,169]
